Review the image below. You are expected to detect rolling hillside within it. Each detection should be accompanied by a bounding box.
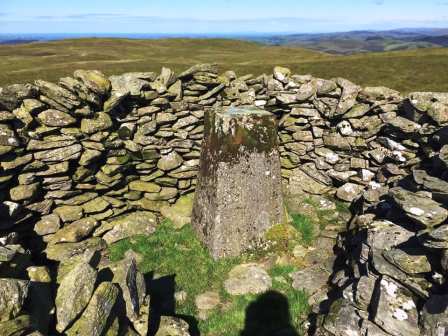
[1,38,448,92]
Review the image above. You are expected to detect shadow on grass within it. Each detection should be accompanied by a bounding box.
[241,290,298,336]
[145,272,299,336]
[146,273,200,336]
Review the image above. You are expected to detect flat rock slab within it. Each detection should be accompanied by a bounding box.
[224,263,272,296]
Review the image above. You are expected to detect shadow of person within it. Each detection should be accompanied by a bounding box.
[146,273,200,336]
[241,290,299,336]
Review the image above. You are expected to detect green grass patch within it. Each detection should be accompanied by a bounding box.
[291,214,315,246]
[108,219,311,335]
[109,219,241,317]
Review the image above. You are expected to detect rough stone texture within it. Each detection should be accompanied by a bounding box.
[0,279,29,322]
[101,211,158,244]
[155,316,191,336]
[55,262,97,332]
[224,263,272,295]
[66,282,119,336]
[192,106,284,258]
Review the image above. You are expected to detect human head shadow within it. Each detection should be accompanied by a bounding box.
[241,290,298,336]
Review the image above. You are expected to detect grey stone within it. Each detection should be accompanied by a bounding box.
[291,265,329,297]
[34,144,82,162]
[0,83,38,110]
[37,109,76,127]
[336,183,364,202]
[383,248,431,274]
[55,262,97,332]
[35,80,80,109]
[390,187,448,228]
[155,316,191,336]
[34,214,61,236]
[81,112,113,134]
[110,72,154,96]
[0,279,29,322]
[373,276,419,336]
[102,211,158,244]
[157,151,184,171]
[224,263,272,295]
[73,69,111,96]
[66,282,119,336]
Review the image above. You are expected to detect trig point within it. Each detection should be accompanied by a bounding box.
[192,105,284,259]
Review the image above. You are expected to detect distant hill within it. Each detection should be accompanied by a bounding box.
[1,38,448,93]
[0,39,37,45]
[244,28,448,54]
[415,35,448,47]
[2,28,448,54]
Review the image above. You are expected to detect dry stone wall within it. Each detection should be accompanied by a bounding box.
[1,63,448,335]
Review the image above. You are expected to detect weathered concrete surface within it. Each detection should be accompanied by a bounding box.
[192,106,284,259]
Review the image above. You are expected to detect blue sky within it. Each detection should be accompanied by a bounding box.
[1,0,447,34]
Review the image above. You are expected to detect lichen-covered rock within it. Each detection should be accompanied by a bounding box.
[0,83,38,110]
[102,211,158,244]
[10,182,40,201]
[419,224,448,249]
[45,237,106,261]
[49,217,98,244]
[157,151,184,171]
[109,72,154,96]
[409,92,448,125]
[224,263,272,295]
[35,79,81,110]
[390,187,448,228]
[383,248,431,274]
[37,109,76,127]
[373,277,419,336]
[55,262,97,332]
[74,69,111,96]
[288,168,332,195]
[273,66,291,83]
[34,214,61,236]
[160,193,194,229]
[81,112,113,134]
[0,314,33,336]
[155,316,191,336]
[110,254,146,326]
[0,279,29,322]
[33,143,82,162]
[53,205,84,223]
[129,180,161,193]
[66,282,119,336]
[336,183,365,202]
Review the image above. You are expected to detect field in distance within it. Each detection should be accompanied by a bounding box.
[1,38,448,93]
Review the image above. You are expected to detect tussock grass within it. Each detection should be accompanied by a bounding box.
[1,38,447,92]
[291,214,315,246]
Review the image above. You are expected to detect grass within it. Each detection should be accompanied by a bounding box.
[1,38,448,92]
[108,219,311,335]
[291,214,315,246]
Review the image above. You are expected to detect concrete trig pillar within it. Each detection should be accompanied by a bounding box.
[192,106,284,259]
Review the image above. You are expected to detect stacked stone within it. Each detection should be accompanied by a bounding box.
[1,64,447,334]
[0,65,222,335]
[315,92,448,336]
